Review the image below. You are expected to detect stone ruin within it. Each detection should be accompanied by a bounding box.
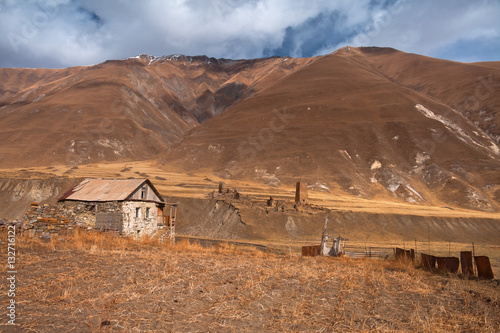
[21,201,123,239]
[212,182,241,200]
[265,196,294,213]
[295,181,308,204]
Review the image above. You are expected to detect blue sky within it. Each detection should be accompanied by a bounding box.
[0,0,498,68]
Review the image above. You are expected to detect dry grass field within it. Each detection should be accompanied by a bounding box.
[1,160,499,331]
[4,160,500,219]
[1,231,499,332]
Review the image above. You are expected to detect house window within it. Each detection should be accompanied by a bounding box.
[146,207,150,218]
[135,207,141,218]
[141,186,147,199]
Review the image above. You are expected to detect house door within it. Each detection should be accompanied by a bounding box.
[95,212,123,232]
[157,207,164,226]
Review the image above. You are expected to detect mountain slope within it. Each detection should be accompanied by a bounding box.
[1,47,499,211]
[159,47,500,211]
[347,47,500,144]
[0,55,316,167]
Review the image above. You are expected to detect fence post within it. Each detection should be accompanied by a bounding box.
[475,256,494,279]
[472,242,476,276]
[460,251,473,276]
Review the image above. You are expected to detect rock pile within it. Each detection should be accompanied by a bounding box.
[0,219,21,233]
[212,182,242,201]
[21,202,77,237]
[20,201,126,239]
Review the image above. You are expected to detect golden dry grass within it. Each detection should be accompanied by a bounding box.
[1,231,499,332]
[3,160,499,219]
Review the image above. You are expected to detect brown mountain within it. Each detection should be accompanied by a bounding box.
[1,47,499,211]
[159,47,500,211]
[0,54,316,167]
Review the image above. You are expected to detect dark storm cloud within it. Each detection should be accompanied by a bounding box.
[0,0,498,68]
[265,11,361,58]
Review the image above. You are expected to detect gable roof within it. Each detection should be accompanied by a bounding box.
[58,178,164,203]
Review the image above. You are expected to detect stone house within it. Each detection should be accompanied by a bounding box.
[58,178,165,236]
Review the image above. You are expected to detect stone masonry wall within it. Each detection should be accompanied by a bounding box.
[22,202,77,238]
[22,201,123,238]
[122,201,158,237]
[59,201,122,227]
[20,200,159,238]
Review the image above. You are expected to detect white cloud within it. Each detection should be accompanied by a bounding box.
[0,0,498,68]
[320,0,500,60]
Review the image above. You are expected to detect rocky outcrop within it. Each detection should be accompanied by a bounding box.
[175,198,255,240]
[0,177,82,220]
[175,197,500,244]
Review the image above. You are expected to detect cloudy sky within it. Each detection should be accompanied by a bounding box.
[0,0,498,68]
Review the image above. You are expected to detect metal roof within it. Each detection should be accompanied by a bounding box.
[58,178,164,203]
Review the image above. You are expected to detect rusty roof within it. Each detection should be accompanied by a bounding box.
[58,178,164,203]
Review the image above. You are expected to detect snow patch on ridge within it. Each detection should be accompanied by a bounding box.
[308,182,331,193]
[415,104,500,158]
[370,160,382,170]
[254,168,280,187]
[406,184,424,201]
[415,152,430,165]
[339,150,352,160]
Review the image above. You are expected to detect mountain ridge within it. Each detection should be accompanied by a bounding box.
[0,47,499,211]
[158,47,500,211]
[0,52,317,167]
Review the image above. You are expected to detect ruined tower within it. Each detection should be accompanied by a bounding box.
[295,181,308,204]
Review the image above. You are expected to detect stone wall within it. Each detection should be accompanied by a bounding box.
[121,201,159,237]
[59,201,122,227]
[22,202,77,238]
[20,200,158,238]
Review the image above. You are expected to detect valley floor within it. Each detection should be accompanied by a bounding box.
[1,232,499,332]
[3,160,500,219]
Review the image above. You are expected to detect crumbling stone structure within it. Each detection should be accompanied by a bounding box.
[22,202,78,238]
[212,186,241,201]
[295,181,309,204]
